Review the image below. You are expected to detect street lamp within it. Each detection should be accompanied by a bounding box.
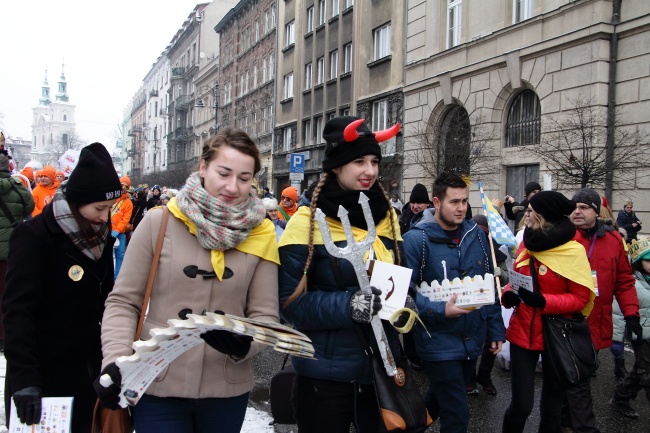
[195,81,219,133]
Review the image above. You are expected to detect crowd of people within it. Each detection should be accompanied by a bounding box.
[0,119,647,433]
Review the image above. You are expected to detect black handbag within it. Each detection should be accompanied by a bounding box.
[529,259,599,387]
[269,354,296,425]
[543,313,599,387]
[356,326,432,433]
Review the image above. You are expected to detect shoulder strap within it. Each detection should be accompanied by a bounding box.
[134,206,170,340]
[0,197,17,227]
[9,182,27,210]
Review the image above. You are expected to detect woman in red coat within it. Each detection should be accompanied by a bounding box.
[500,191,595,433]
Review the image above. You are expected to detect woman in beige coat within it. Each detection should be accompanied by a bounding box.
[95,128,280,433]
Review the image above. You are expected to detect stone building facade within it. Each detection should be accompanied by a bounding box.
[403,0,650,227]
[216,0,278,192]
[274,0,406,196]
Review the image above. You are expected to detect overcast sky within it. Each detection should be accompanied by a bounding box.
[0,0,205,152]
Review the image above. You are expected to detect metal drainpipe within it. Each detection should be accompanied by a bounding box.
[605,0,622,202]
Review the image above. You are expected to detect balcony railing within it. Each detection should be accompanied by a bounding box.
[150,89,159,97]
[175,94,193,111]
[172,67,186,77]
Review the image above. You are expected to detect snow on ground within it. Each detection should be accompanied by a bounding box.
[0,354,274,433]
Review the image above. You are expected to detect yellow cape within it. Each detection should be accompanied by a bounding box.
[516,240,596,316]
[278,206,401,263]
[167,197,280,280]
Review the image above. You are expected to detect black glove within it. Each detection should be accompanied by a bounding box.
[393,295,418,328]
[501,291,521,308]
[625,316,643,341]
[12,386,43,425]
[201,330,253,358]
[519,289,546,309]
[350,286,382,323]
[93,363,123,409]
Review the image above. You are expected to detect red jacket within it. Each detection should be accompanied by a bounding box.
[574,227,639,349]
[504,244,592,351]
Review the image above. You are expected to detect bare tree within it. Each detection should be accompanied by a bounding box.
[529,93,650,190]
[408,106,500,184]
[44,131,86,166]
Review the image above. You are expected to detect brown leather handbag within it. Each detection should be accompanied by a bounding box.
[91,207,169,433]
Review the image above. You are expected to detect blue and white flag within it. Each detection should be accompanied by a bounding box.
[478,182,517,248]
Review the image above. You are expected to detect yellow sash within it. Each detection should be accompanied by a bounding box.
[167,197,280,280]
[278,206,401,264]
[516,240,596,316]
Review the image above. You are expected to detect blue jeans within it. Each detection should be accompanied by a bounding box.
[113,233,126,280]
[132,393,249,433]
[423,360,470,433]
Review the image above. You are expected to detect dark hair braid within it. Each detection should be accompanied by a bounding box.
[283,173,329,306]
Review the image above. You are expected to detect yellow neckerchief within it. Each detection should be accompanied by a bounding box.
[515,240,596,316]
[167,197,280,280]
[278,206,401,264]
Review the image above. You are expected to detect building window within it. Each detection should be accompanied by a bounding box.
[283,127,293,152]
[513,0,533,23]
[341,108,350,116]
[303,120,312,146]
[330,50,338,79]
[285,21,295,47]
[307,6,314,33]
[239,74,245,97]
[372,99,388,132]
[440,105,471,173]
[305,63,313,90]
[373,24,391,60]
[269,55,275,79]
[327,112,336,122]
[255,19,260,41]
[318,0,326,25]
[284,73,294,99]
[223,81,232,104]
[315,116,323,144]
[244,70,250,94]
[253,64,258,88]
[343,43,353,73]
[261,108,267,133]
[506,89,541,147]
[242,26,251,51]
[262,57,268,82]
[316,57,324,84]
[331,0,339,17]
[265,6,276,33]
[345,0,354,7]
[447,0,462,48]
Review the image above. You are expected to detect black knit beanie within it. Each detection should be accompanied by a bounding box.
[409,183,431,204]
[529,190,576,223]
[322,116,382,171]
[525,181,542,197]
[66,142,122,204]
[571,188,601,214]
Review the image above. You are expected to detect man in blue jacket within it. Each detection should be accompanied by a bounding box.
[402,172,506,433]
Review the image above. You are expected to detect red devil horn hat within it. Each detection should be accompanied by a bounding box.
[343,119,401,143]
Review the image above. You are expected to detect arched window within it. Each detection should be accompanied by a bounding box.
[440,105,471,175]
[506,89,541,147]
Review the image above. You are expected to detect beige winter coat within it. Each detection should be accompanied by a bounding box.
[101,207,280,399]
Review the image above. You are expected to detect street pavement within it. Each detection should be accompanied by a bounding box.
[250,344,649,433]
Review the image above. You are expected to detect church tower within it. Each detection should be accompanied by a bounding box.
[31,62,77,165]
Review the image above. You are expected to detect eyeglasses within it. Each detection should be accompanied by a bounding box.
[281,196,294,201]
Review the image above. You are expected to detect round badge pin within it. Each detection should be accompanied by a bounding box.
[539,265,547,275]
[68,265,84,281]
